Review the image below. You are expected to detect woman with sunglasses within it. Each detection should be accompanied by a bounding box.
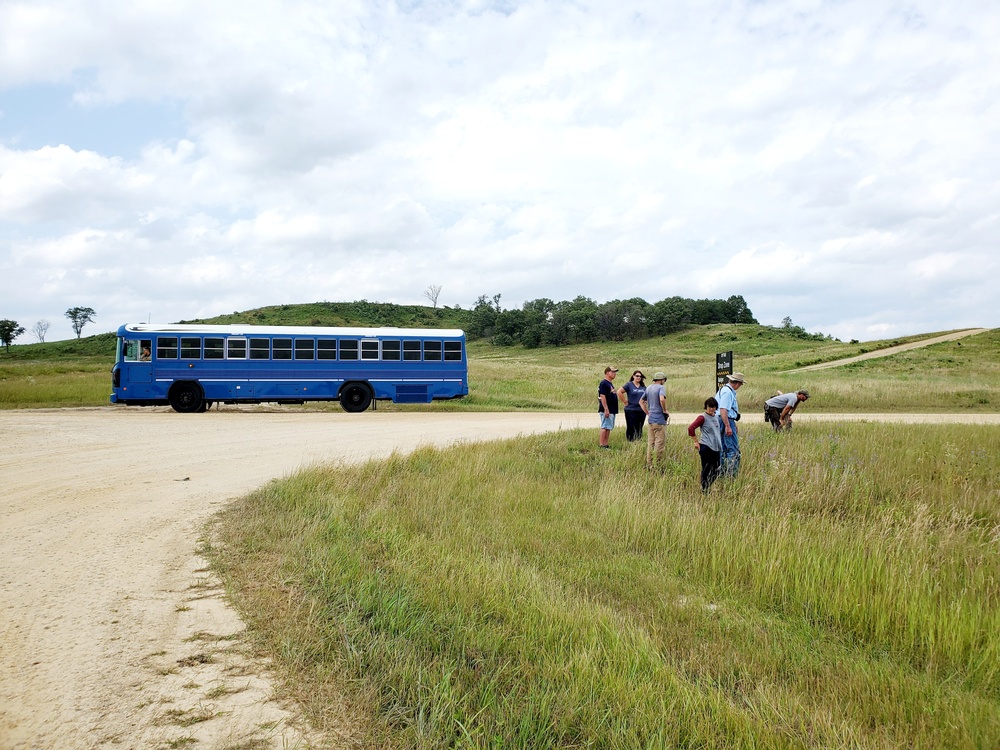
[617,370,648,442]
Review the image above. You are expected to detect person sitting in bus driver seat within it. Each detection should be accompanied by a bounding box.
[139,346,151,361]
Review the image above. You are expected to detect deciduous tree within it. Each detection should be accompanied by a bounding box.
[0,319,25,353]
[65,307,96,338]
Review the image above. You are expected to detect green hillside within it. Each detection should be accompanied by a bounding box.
[187,300,472,330]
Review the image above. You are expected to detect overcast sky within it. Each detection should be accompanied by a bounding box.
[2,0,998,343]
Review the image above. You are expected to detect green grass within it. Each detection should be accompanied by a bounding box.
[0,357,113,408]
[463,326,1000,413]
[208,422,1000,748]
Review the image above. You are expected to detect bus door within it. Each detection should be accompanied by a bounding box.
[225,337,251,398]
[125,339,153,384]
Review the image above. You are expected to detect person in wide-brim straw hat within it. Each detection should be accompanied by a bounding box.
[764,388,810,432]
[715,373,745,477]
[640,371,670,469]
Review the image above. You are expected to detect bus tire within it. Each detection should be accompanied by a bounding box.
[169,382,204,413]
[339,382,373,413]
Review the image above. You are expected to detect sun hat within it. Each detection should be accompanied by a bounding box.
[728,372,746,383]
[652,372,667,381]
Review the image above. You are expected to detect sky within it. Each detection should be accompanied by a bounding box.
[1,0,998,343]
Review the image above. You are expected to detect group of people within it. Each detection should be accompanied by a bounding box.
[598,367,810,493]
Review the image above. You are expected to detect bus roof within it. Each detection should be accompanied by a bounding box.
[118,323,466,338]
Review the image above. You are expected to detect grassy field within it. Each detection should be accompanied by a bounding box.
[209,421,1000,748]
[465,326,1000,413]
[2,324,997,412]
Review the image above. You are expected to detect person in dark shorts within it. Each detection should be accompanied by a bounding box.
[597,366,619,449]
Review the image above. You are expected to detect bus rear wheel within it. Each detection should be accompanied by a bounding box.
[339,382,373,413]
[169,382,204,413]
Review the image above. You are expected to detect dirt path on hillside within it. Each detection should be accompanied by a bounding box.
[785,328,991,372]
[2,408,998,749]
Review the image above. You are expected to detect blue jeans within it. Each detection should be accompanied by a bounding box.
[718,417,740,477]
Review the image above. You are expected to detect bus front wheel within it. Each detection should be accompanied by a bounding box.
[339,382,373,413]
[169,382,204,413]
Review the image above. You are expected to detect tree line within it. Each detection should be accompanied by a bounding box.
[468,294,757,347]
[0,307,96,353]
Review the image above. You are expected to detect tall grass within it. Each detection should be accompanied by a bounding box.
[0,358,112,408]
[210,422,1000,748]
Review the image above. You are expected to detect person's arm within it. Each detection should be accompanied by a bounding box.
[640,394,650,416]
[659,393,667,419]
[720,407,733,436]
[688,415,705,448]
[779,395,798,424]
[617,385,628,404]
[599,383,610,416]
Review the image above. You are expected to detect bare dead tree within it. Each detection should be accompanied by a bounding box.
[423,284,443,309]
[33,320,50,343]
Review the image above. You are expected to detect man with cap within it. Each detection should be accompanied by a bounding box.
[640,372,670,469]
[764,390,810,432]
[597,366,619,449]
[715,372,746,478]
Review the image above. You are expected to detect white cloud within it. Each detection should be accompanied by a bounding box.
[1,0,999,341]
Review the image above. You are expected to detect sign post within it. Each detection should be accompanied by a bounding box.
[716,350,733,393]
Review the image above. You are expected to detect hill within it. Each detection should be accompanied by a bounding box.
[185,300,472,330]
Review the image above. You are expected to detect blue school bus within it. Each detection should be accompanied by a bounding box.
[110,323,468,413]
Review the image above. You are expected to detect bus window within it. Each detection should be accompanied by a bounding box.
[340,340,358,360]
[273,338,292,360]
[227,338,247,359]
[157,337,178,359]
[361,340,379,360]
[124,339,152,362]
[318,340,337,360]
[444,341,463,361]
[295,339,315,360]
[423,340,442,361]
[403,340,421,361]
[205,338,225,359]
[249,338,270,360]
[382,340,401,361]
[181,337,202,359]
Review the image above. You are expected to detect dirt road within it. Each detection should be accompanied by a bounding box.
[2,408,998,749]
[0,408,593,750]
[784,328,990,372]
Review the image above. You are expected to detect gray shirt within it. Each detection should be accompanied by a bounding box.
[766,392,799,411]
[695,412,722,452]
[642,383,668,425]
